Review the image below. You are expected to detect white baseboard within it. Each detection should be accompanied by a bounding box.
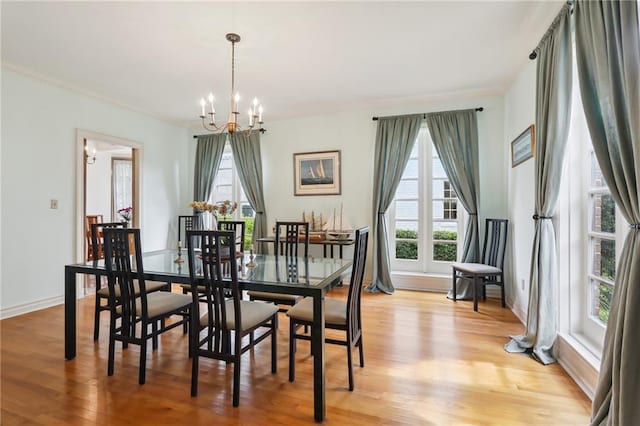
[0,295,64,320]
[505,301,598,401]
[557,333,599,401]
[392,272,450,292]
[508,300,527,325]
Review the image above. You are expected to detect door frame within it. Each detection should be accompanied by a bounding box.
[75,129,142,266]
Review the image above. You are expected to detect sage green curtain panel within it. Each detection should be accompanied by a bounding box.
[504,3,572,365]
[193,134,227,228]
[230,131,267,253]
[368,114,423,294]
[426,109,480,300]
[574,1,640,424]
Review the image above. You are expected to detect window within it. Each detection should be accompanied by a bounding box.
[389,126,464,274]
[211,142,255,248]
[563,66,627,353]
[588,154,616,325]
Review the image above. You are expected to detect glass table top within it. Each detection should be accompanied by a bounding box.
[77,249,351,288]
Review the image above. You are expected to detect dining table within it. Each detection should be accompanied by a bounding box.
[64,249,352,422]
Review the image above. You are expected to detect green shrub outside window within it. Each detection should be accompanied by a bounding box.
[394,229,457,261]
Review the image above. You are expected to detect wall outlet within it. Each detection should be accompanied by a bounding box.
[50,199,58,209]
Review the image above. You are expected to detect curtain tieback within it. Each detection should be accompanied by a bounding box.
[631,223,640,230]
[532,214,552,220]
[469,213,478,216]
[255,211,264,214]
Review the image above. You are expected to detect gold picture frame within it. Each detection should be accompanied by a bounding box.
[511,124,535,167]
[293,150,341,196]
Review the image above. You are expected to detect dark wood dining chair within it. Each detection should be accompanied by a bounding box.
[217,220,246,255]
[178,214,199,245]
[91,222,169,341]
[85,214,103,260]
[186,229,278,407]
[287,226,369,391]
[247,221,309,310]
[102,228,192,384]
[452,218,509,312]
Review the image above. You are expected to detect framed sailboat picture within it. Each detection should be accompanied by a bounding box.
[293,150,341,196]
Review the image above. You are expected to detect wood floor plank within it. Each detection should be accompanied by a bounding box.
[1,288,590,425]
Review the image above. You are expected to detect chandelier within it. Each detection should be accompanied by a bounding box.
[199,33,264,134]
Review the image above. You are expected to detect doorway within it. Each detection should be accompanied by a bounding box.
[76,129,142,296]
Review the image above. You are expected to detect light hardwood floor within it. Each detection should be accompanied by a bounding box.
[1,287,591,425]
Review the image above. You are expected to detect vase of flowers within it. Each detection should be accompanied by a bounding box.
[189,200,238,229]
[117,206,133,226]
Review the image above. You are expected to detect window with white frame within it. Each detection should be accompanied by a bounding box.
[564,69,627,353]
[211,142,255,248]
[389,126,464,274]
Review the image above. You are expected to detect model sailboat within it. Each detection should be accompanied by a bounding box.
[323,204,352,240]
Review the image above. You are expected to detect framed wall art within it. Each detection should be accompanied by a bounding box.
[511,124,535,167]
[293,150,341,196]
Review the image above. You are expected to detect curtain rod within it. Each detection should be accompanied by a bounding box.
[529,1,573,60]
[371,107,484,121]
[192,128,267,138]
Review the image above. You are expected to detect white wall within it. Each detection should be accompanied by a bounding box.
[1,69,191,314]
[261,95,507,277]
[504,61,536,320]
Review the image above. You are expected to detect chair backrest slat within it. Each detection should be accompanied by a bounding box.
[178,215,199,244]
[481,219,508,269]
[346,227,370,340]
[186,229,240,354]
[91,222,126,261]
[218,220,246,254]
[275,221,309,258]
[103,228,147,331]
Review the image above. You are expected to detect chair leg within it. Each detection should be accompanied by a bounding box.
[107,316,116,376]
[94,295,101,341]
[289,319,296,382]
[224,331,231,364]
[500,274,506,308]
[347,342,354,391]
[152,321,159,350]
[452,269,457,302]
[233,339,241,406]
[473,276,479,312]
[182,287,189,334]
[190,315,199,396]
[358,335,364,367]
[483,284,487,300]
[139,325,147,385]
[271,316,277,374]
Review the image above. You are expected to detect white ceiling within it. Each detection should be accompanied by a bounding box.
[1,1,563,127]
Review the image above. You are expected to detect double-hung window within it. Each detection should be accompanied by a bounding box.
[389,126,464,275]
[211,142,255,248]
[564,73,627,353]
